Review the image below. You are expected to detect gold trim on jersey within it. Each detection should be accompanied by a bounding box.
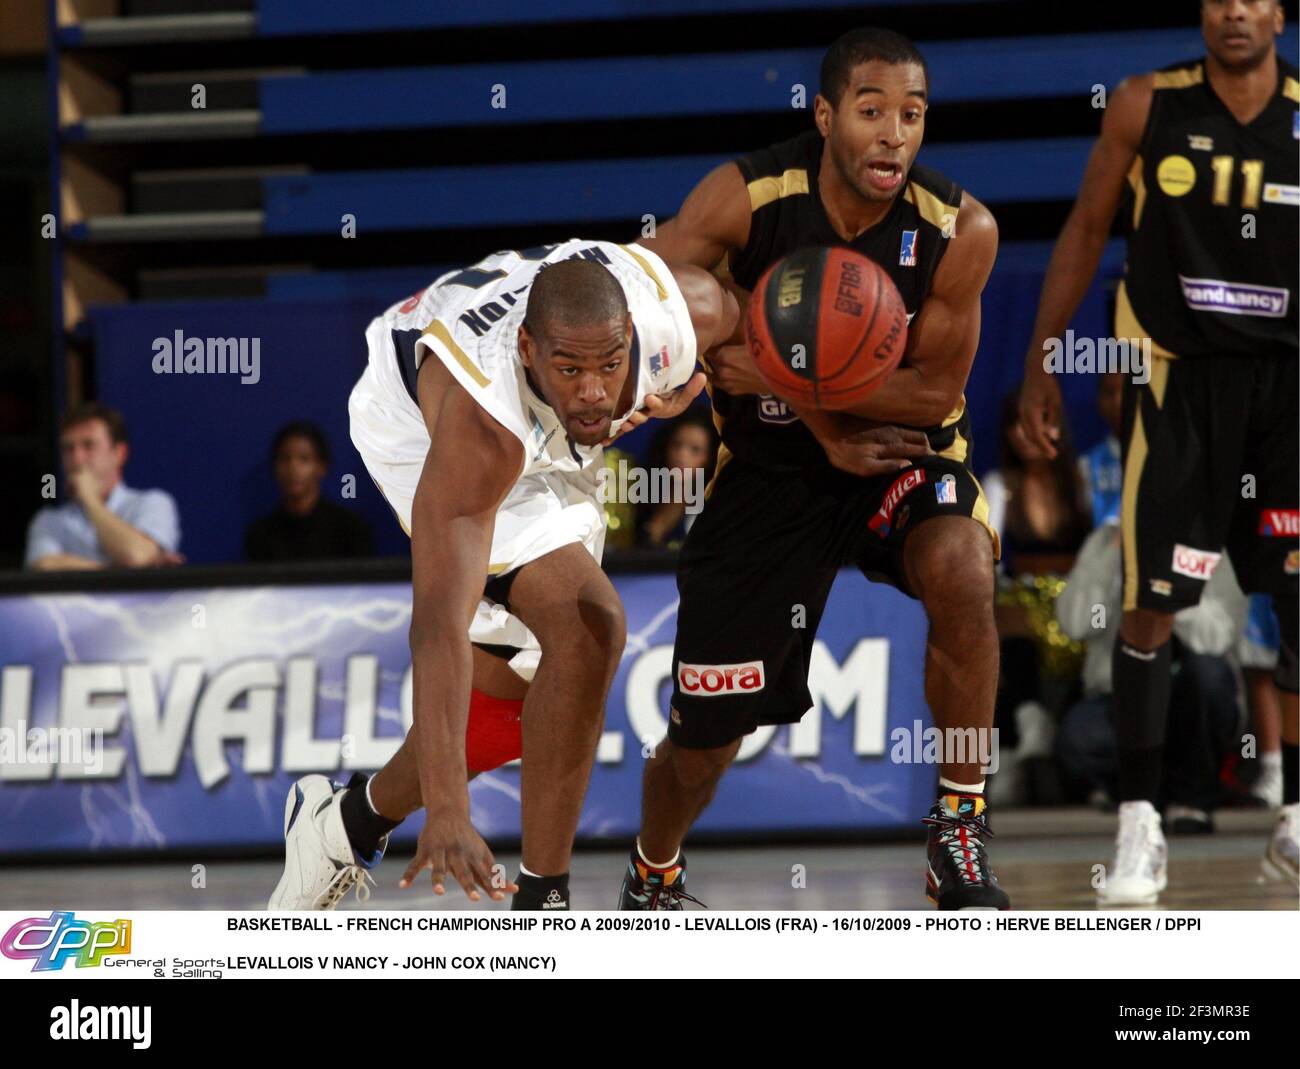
[487,563,509,575]
[903,182,959,232]
[422,319,490,388]
[747,168,810,212]
[621,244,670,301]
[1121,407,1149,612]
[1153,64,1203,90]
[969,472,1002,562]
[705,441,732,501]
[1115,281,1176,362]
[938,427,968,464]
[700,372,726,439]
[1127,154,1147,229]
[1120,355,1171,609]
[941,396,966,428]
[1283,76,1299,103]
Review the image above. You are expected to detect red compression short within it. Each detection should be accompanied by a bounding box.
[465,688,523,773]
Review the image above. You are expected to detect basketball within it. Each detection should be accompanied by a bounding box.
[743,246,909,411]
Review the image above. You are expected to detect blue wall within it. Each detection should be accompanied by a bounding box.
[93,297,409,561]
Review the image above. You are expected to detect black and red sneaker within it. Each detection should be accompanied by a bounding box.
[617,851,704,910]
[923,793,1011,910]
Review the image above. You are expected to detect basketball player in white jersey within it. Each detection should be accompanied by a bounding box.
[269,240,728,910]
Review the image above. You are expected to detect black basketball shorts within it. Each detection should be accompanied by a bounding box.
[1119,352,1298,613]
[668,452,1000,749]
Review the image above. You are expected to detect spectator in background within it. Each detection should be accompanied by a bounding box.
[1238,594,1284,809]
[984,392,1091,805]
[245,421,374,562]
[985,391,1092,578]
[1055,521,1246,832]
[600,445,639,552]
[636,408,717,550]
[1078,372,1124,527]
[25,403,181,571]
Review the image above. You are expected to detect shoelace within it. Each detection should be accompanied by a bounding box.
[922,812,994,885]
[645,882,707,911]
[316,863,376,910]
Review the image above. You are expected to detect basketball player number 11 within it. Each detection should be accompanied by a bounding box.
[1210,156,1264,208]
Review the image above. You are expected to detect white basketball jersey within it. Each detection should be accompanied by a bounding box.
[375,239,696,481]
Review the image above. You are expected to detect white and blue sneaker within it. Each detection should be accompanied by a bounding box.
[268,774,387,910]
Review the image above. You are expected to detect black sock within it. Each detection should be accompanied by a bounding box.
[1283,742,1299,806]
[1112,638,1172,802]
[511,870,570,910]
[339,773,401,857]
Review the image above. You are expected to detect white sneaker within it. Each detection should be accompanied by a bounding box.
[1251,760,1284,810]
[1098,800,1167,905]
[268,774,387,910]
[1262,803,1299,887]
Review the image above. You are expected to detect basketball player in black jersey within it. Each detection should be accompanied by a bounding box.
[1018,0,1298,902]
[614,28,1008,910]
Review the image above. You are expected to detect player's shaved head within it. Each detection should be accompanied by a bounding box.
[820,27,929,108]
[517,256,634,447]
[523,258,628,342]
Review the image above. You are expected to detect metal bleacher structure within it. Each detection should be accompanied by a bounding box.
[46,0,1298,561]
[53,1,1237,347]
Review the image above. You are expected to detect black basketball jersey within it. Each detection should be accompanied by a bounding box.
[1120,58,1299,358]
[720,130,965,468]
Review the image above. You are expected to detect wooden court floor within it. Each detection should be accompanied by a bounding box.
[3,808,1294,911]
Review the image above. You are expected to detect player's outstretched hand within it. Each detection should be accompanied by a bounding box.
[1015,365,1064,461]
[602,370,707,446]
[819,422,933,478]
[399,809,517,902]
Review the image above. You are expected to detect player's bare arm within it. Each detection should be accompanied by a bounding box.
[638,161,753,271]
[840,190,998,427]
[1017,74,1154,458]
[637,161,931,474]
[783,192,996,474]
[402,358,524,900]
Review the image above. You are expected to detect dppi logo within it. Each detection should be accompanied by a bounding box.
[2,911,132,971]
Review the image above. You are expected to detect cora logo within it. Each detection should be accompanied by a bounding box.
[1170,544,1221,581]
[2,912,132,972]
[677,660,765,697]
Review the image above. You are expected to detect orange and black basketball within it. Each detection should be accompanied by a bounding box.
[743,246,908,411]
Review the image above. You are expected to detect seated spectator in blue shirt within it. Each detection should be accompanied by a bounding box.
[1077,372,1124,528]
[244,422,374,562]
[25,403,181,571]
